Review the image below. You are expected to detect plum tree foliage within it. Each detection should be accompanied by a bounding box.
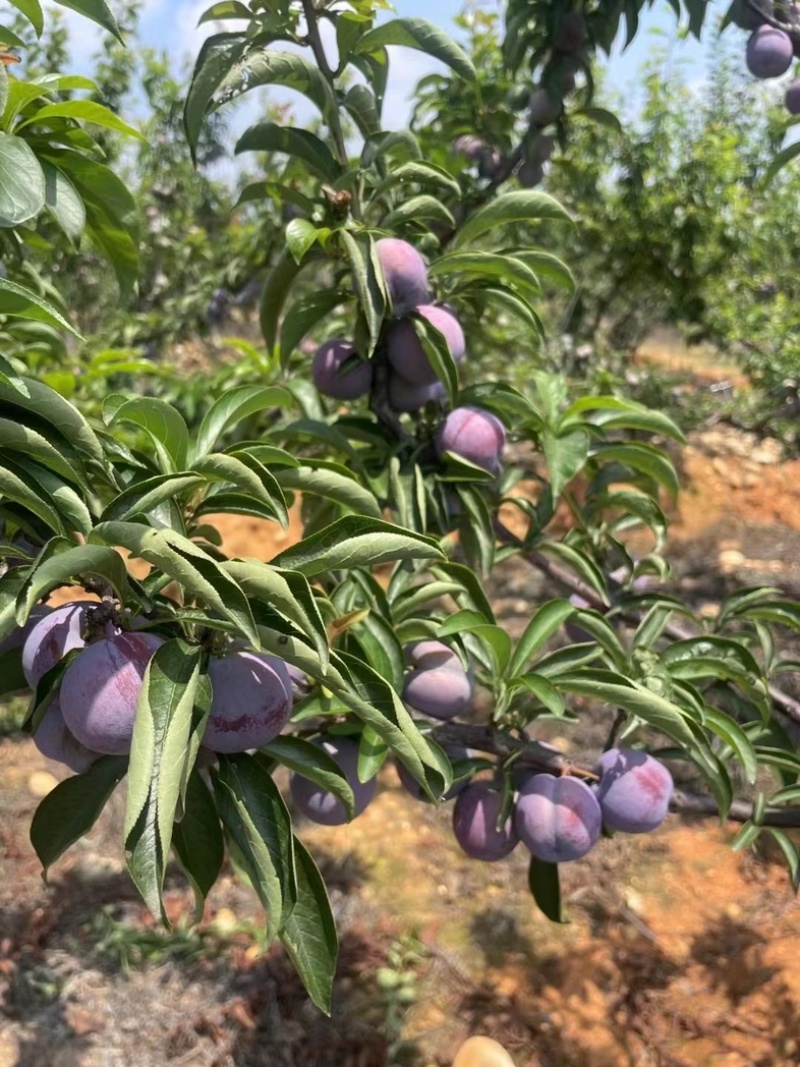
[3,0,800,1015]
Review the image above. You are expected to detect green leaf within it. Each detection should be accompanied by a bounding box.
[53,0,121,40]
[124,641,203,923]
[172,769,225,922]
[371,160,461,202]
[355,18,476,82]
[184,32,248,160]
[9,0,44,36]
[271,516,444,577]
[101,473,205,526]
[279,289,349,368]
[763,828,800,891]
[195,451,288,529]
[383,194,455,230]
[555,669,697,748]
[16,545,133,619]
[508,672,565,717]
[0,377,103,464]
[452,190,572,248]
[429,251,541,295]
[702,706,758,786]
[764,139,800,186]
[0,133,45,226]
[275,464,382,519]
[214,753,297,942]
[280,836,338,1014]
[261,736,355,819]
[342,83,381,139]
[91,522,259,647]
[509,599,576,677]
[285,218,319,264]
[40,161,86,240]
[340,230,385,356]
[194,385,294,459]
[0,462,63,533]
[17,99,144,139]
[106,396,189,473]
[219,49,335,118]
[30,756,128,876]
[198,0,251,23]
[0,278,80,336]
[437,609,512,675]
[528,857,567,923]
[542,429,588,497]
[590,442,679,497]
[260,248,304,356]
[236,122,342,181]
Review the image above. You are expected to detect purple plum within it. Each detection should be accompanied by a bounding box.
[529,87,563,127]
[452,782,519,861]
[290,736,376,825]
[515,773,602,863]
[387,305,465,386]
[33,696,98,774]
[518,161,544,188]
[388,374,447,413]
[594,748,673,833]
[402,641,472,720]
[203,651,293,753]
[395,743,471,802]
[312,339,372,400]
[435,406,506,474]
[786,78,800,115]
[0,603,53,657]
[60,631,165,755]
[746,26,793,79]
[375,238,430,317]
[22,601,96,688]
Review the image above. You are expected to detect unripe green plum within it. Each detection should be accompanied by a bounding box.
[387,305,465,386]
[452,783,519,861]
[786,78,800,115]
[402,640,472,720]
[22,601,95,687]
[594,748,673,833]
[515,773,602,863]
[529,87,563,127]
[33,696,98,774]
[436,406,506,474]
[290,736,376,825]
[312,339,372,400]
[746,25,793,78]
[60,632,165,755]
[203,651,293,753]
[518,160,544,188]
[388,373,446,413]
[375,237,430,317]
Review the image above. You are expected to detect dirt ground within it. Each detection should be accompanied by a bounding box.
[2,420,800,1067]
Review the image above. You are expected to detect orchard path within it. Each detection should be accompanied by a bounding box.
[2,425,800,1067]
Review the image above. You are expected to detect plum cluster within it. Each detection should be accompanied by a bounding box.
[452,749,673,865]
[518,11,587,188]
[312,237,507,476]
[11,600,296,772]
[738,4,800,114]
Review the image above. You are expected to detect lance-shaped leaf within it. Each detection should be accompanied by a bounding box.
[91,521,259,647]
[218,49,335,118]
[193,384,294,459]
[30,756,128,876]
[53,0,121,40]
[508,598,577,677]
[451,190,572,249]
[0,278,79,335]
[0,134,45,227]
[106,396,189,473]
[184,32,248,160]
[261,736,355,819]
[270,515,444,577]
[355,17,476,82]
[236,121,342,181]
[15,545,133,620]
[124,641,203,923]
[214,753,297,942]
[172,768,224,922]
[274,464,382,519]
[280,837,338,1014]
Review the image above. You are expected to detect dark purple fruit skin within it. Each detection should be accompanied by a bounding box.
[22,601,95,687]
[404,640,461,670]
[452,783,519,861]
[203,651,293,754]
[396,744,471,802]
[529,87,563,127]
[388,374,447,413]
[554,11,587,52]
[375,238,430,317]
[0,604,52,657]
[386,305,465,386]
[515,773,602,863]
[436,406,506,474]
[518,160,544,188]
[290,737,376,825]
[312,339,372,400]
[594,748,673,833]
[402,653,472,721]
[746,26,793,78]
[786,78,800,115]
[33,696,98,774]
[60,631,165,755]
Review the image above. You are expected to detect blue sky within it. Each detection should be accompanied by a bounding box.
[56,0,722,131]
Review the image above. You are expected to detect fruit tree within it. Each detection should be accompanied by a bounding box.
[2,0,800,1015]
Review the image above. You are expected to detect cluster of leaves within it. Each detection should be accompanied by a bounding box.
[4,0,800,1013]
